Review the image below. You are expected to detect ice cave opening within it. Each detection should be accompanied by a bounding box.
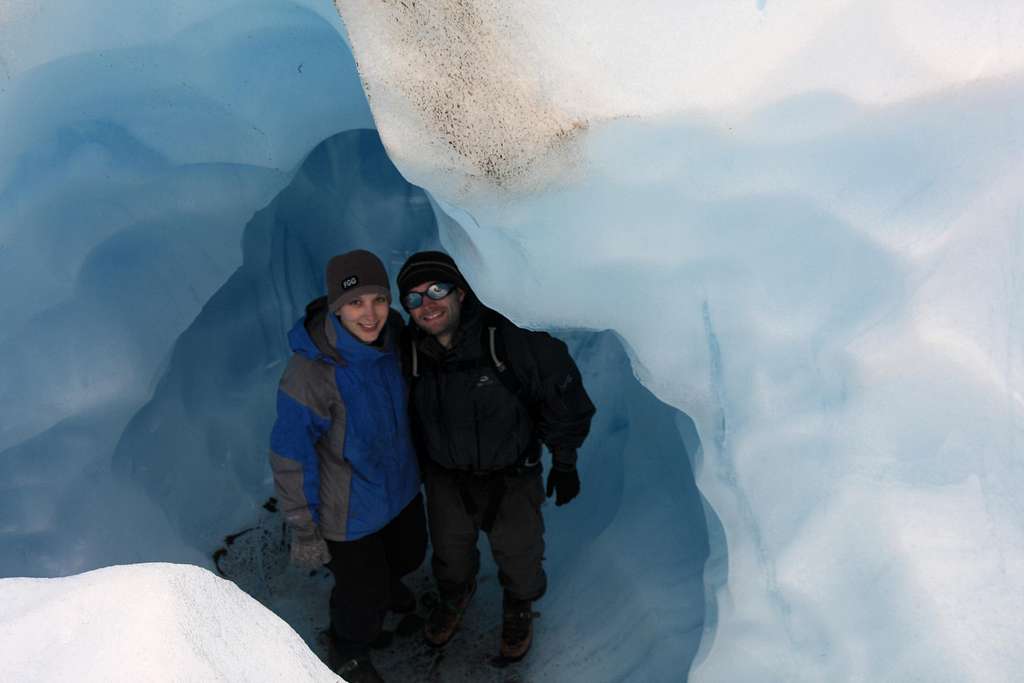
[123,128,716,681]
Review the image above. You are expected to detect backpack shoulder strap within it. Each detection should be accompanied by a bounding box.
[480,310,526,401]
[479,311,545,465]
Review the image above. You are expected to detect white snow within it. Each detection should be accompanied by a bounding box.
[0,563,339,682]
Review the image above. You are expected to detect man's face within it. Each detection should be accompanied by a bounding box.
[408,280,465,342]
[336,292,390,343]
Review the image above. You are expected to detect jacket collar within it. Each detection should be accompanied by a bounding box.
[328,313,394,364]
[288,296,397,366]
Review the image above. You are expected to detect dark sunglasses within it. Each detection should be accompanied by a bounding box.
[402,282,456,310]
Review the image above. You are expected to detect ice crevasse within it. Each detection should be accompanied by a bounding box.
[333,1,1024,681]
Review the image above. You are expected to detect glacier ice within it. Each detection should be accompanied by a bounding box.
[334,2,1024,681]
[0,9,711,675]
[1,0,1022,682]
[0,0,372,575]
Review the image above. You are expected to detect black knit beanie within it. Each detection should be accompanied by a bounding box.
[396,251,468,297]
[325,249,390,312]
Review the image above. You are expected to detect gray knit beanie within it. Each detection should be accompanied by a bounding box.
[325,250,390,312]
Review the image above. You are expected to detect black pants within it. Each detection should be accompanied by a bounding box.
[325,493,427,659]
[425,465,547,602]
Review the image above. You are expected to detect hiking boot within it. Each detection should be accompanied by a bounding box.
[424,579,477,647]
[499,594,538,662]
[335,654,385,683]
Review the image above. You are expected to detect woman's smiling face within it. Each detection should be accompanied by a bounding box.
[337,292,390,343]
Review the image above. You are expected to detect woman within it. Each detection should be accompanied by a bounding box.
[269,249,425,683]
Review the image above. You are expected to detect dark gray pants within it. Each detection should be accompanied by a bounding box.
[425,465,547,602]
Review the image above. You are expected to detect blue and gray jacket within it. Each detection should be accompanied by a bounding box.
[269,297,420,542]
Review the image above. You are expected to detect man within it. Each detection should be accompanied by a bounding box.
[397,251,595,662]
[269,250,426,683]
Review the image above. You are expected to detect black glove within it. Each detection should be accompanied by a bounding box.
[545,462,580,506]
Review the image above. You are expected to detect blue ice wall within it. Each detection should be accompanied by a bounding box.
[0,0,372,576]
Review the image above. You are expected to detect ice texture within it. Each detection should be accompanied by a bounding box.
[0,563,338,682]
[333,2,1024,681]
[1,24,711,677]
[1,0,1022,681]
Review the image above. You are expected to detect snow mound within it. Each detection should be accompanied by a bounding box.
[0,563,338,682]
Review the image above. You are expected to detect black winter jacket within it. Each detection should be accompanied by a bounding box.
[404,295,595,472]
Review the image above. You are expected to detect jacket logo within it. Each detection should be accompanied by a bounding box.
[476,373,495,388]
[342,275,359,290]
